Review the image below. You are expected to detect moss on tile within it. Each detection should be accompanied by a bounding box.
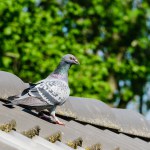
[0,120,16,132]
[67,137,83,149]
[47,131,62,143]
[22,125,40,138]
[86,143,101,150]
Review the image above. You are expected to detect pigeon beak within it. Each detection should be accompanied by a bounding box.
[74,59,80,65]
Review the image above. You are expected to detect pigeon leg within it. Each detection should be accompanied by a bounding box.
[51,111,65,126]
[38,107,65,125]
[50,106,65,126]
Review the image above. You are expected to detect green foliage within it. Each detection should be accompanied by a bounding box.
[0,0,150,110]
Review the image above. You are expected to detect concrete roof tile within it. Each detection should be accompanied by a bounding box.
[0,71,29,99]
[112,108,150,138]
[33,136,64,150]
[66,121,118,150]
[55,141,75,150]
[58,96,119,129]
[0,141,18,150]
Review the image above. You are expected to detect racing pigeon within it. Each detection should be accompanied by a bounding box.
[6,54,79,125]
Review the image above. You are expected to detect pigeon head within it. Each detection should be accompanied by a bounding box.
[62,54,80,65]
[48,54,79,81]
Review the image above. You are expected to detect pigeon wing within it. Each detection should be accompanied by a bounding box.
[10,96,47,106]
[28,79,70,106]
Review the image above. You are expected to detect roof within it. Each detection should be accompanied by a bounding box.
[0,71,150,150]
[57,97,150,139]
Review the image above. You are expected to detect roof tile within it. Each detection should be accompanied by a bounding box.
[57,96,119,129]
[112,108,150,138]
[0,71,29,99]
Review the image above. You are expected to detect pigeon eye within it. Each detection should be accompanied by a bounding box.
[70,57,73,60]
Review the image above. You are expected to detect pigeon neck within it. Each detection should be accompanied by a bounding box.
[55,61,71,74]
[49,61,71,81]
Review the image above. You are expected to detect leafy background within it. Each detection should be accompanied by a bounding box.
[0,0,150,115]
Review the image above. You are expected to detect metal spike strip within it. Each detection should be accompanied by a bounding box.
[0,120,16,132]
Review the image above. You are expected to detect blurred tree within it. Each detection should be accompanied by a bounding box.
[0,0,150,113]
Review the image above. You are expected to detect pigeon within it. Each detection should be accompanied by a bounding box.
[6,54,79,125]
